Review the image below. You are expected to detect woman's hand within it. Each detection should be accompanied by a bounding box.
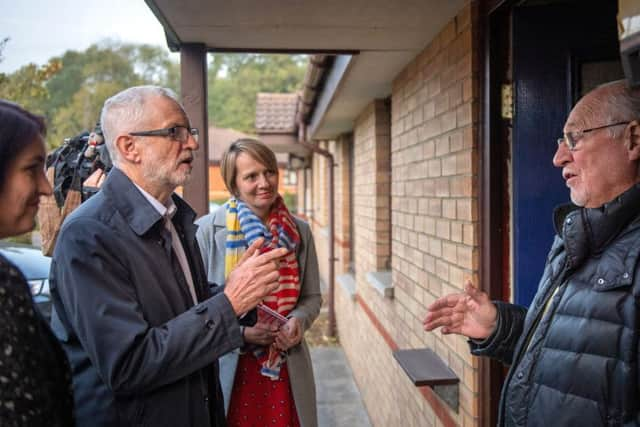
[243,322,279,346]
[275,317,302,351]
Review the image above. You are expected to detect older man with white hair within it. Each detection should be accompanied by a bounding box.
[50,86,286,427]
[425,79,640,426]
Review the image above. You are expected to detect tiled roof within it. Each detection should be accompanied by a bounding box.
[207,126,253,161]
[255,93,299,134]
[207,126,288,165]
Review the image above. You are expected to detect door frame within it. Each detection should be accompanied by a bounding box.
[479,0,513,425]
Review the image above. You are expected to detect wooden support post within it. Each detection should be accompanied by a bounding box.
[180,43,209,217]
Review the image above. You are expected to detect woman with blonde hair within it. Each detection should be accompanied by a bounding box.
[196,138,321,427]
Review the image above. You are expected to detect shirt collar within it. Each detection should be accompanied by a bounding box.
[134,183,178,221]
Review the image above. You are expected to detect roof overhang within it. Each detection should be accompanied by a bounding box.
[259,133,310,158]
[146,0,466,140]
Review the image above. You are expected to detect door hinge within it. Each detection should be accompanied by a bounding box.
[501,83,513,120]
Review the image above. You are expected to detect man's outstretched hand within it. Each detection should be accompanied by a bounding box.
[423,281,498,340]
[223,238,288,315]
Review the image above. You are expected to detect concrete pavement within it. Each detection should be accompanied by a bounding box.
[311,347,372,427]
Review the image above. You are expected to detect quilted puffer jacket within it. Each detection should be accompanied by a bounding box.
[471,182,640,427]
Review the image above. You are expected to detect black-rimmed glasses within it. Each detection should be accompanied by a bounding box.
[557,121,629,151]
[129,126,199,143]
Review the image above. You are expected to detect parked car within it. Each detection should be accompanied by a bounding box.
[0,241,51,321]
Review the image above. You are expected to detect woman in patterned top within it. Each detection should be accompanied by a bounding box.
[0,100,74,426]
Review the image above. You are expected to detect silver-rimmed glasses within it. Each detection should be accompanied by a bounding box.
[557,121,629,151]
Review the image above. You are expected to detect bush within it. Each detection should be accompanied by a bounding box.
[283,192,297,211]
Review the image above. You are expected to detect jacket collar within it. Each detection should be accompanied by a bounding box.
[212,202,227,228]
[554,182,640,268]
[102,167,196,236]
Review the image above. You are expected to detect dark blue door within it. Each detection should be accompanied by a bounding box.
[512,0,621,306]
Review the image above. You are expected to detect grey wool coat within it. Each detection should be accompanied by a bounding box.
[195,206,322,427]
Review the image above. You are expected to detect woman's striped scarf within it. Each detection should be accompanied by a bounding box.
[224,195,301,379]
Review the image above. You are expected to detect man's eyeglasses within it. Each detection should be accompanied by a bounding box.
[129,126,199,144]
[557,121,629,151]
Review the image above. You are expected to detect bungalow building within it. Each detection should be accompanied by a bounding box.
[146,0,628,425]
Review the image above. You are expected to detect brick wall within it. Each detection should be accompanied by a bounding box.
[332,135,353,275]
[310,141,331,285]
[328,2,481,426]
[392,3,479,423]
[337,290,442,426]
[353,100,392,275]
[312,142,329,228]
[296,169,305,216]
[310,135,355,281]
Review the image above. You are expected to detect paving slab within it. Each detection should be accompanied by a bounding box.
[311,347,372,427]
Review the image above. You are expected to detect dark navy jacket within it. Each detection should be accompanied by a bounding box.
[50,168,243,427]
[472,183,640,426]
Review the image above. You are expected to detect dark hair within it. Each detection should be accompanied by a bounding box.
[0,100,46,190]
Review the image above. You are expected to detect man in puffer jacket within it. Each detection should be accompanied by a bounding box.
[424,79,640,427]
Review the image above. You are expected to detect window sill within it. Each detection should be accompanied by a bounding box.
[366,270,393,298]
[393,348,459,411]
[337,273,356,300]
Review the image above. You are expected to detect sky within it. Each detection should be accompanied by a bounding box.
[1,0,177,73]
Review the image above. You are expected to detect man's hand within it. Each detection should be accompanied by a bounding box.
[243,322,278,346]
[423,281,498,340]
[223,238,288,315]
[275,317,302,351]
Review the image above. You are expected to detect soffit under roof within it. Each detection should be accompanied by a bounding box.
[146,0,465,140]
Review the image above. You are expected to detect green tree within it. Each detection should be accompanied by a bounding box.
[43,41,179,147]
[0,61,61,115]
[2,42,305,146]
[49,81,129,147]
[208,54,306,132]
[0,38,62,116]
